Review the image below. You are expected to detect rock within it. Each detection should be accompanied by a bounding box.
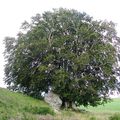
[44,91,62,111]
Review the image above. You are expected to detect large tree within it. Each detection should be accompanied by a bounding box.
[4,8,120,108]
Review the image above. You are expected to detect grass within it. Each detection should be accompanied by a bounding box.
[56,98,120,120]
[109,114,120,120]
[81,98,120,113]
[0,87,54,120]
[79,98,120,120]
[0,87,120,120]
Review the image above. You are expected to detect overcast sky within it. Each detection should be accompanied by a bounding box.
[0,0,120,88]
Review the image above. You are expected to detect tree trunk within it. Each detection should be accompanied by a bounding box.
[61,98,73,109]
[61,98,66,109]
[68,101,72,108]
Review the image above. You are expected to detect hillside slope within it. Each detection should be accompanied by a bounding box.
[0,87,120,120]
[0,88,54,120]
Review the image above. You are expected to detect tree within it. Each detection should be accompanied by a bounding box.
[4,8,120,108]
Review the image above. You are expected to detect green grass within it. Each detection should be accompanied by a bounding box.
[81,98,120,113]
[77,98,120,120]
[0,88,54,120]
[0,87,120,120]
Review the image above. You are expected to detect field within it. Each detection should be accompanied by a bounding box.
[82,98,120,113]
[0,87,120,120]
[80,98,120,120]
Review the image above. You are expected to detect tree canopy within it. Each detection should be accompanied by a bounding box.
[4,8,120,108]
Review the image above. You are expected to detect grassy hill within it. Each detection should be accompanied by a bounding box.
[0,88,54,120]
[0,87,120,120]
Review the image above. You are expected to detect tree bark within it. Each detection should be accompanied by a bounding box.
[61,98,66,109]
[68,101,72,108]
[61,98,73,109]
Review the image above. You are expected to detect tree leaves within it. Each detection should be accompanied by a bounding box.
[4,8,120,107]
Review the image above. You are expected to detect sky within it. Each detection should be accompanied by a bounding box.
[0,0,120,88]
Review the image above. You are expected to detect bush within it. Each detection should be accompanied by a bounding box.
[109,114,120,120]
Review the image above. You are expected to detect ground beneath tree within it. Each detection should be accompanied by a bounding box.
[0,88,120,120]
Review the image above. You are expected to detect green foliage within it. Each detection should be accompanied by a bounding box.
[109,114,120,120]
[4,8,120,108]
